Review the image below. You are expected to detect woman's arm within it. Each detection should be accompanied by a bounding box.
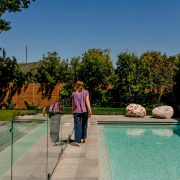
[72,98,74,114]
[86,95,92,117]
[42,107,46,116]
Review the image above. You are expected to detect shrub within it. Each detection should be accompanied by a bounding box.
[11,110,21,119]
[3,100,16,109]
[24,100,39,110]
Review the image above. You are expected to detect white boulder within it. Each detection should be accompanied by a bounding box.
[152,106,174,119]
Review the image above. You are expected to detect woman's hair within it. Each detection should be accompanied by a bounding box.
[73,81,84,92]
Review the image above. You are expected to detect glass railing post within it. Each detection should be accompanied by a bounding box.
[46,112,49,180]
[10,120,13,180]
[47,173,50,180]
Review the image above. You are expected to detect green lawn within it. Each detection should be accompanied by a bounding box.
[0,110,36,122]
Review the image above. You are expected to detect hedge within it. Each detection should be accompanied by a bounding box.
[64,107,152,115]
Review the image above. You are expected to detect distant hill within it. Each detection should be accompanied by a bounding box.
[19,62,40,71]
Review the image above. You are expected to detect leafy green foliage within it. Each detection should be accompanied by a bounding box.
[11,110,28,119]
[91,89,113,107]
[115,50,178,107]
[141,51,177,105]
[115,51,140,105]
[35,52,69,83]
[69,56,81,83]
[11,110,21,119]
[0,19,11,33]
[24,100,39,110]
[169,55,180,104]
[78,49,114,95]
[58,83,73,106]
[3,100,16,109]
[0,56,27,84]
[0,49,179,109]
[0,0,35,33]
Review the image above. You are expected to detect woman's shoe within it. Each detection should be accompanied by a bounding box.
[77,143,80,147]
[83,139,86,143]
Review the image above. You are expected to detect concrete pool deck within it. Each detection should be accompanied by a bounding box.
[51,115,180,180]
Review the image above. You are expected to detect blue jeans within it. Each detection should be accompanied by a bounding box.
[73,112,88,143]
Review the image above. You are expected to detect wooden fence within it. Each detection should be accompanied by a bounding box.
[0,83,65,109]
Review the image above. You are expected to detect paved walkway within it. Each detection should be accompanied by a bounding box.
[51,115,180,180]
[51,116,99,180]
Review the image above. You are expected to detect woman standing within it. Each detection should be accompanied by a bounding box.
[71,81,92,147]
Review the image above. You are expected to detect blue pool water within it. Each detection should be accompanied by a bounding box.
[98,124,180,180]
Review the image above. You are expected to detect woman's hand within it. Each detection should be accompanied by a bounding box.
[89,111,92,117]
[86,95,92,117]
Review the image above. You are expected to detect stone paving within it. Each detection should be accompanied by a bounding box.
[51,117,99,180]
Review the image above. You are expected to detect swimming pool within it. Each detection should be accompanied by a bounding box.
[98,123,180,180]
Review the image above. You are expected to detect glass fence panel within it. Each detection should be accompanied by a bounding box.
[61,114,69,150]
[47,112,62,177]
[68,114,74,146]
[0,122,12,180]
[0,104,74,180]
[11,111,48,180]
[47,111,74,178]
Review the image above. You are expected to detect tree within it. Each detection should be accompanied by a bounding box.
[168,55,180,105]
[115,51,141,106]
[69,56,81,83]
[0,0,35,33]
[115,50,178,107]
[34,52,70,99]
[0,56,27,84]
[78,49,114,96]
[35,52,69,83]
[141,51,177,105]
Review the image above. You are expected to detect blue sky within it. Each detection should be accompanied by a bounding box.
[0,0,180,66]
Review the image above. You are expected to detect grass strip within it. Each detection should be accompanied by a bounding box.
[0,110,36,122]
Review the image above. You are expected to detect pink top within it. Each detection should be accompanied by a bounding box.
[71,90,89,113]
[53,101,64,114]
[49,101,64,114]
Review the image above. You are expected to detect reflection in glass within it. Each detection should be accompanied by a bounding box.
[49,114,61,146]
